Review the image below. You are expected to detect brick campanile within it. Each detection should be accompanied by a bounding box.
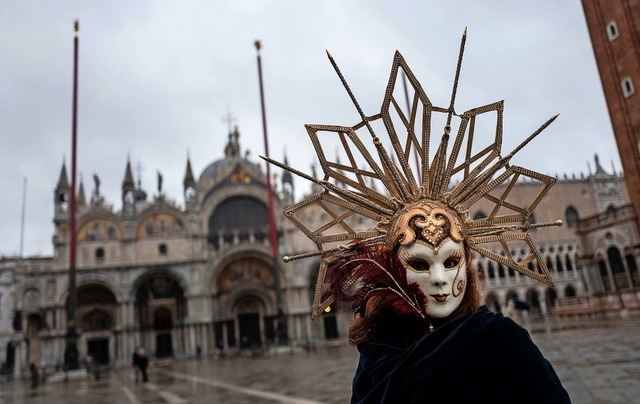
[581,0,640,228]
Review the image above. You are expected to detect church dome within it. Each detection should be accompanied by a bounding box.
[198,127,264,187]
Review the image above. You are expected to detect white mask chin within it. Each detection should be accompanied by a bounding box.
[398,239,467,319]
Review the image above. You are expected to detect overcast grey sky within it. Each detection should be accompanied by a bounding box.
[1,1,620,257]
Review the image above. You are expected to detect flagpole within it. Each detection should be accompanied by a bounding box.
[254,40,287,344]
[64,19,80,371]
[20,177,27,259]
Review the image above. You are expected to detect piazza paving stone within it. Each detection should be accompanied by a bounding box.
[2,315,640,403]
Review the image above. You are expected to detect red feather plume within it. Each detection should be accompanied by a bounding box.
[325,242,427,320]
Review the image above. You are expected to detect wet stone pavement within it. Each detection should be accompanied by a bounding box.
[3,315,640,403]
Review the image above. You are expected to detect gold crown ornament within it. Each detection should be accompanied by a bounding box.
[263,29,562,318]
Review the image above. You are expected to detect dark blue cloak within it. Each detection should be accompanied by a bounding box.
[352,307,570,403]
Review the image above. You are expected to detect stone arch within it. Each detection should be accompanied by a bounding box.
[26,313,45,335]
[564,206,579,228]
[607,245,629,289]
[498,264,506,278]
[133,271,188,325]
[133,270,188,358]
[67,283,119,365]
[58,275,122,305]
[232,293,267,349]
[546,256,554,272]
[130,268,189,300]
[487,262,495,279]
[73,284,118,332]
[545,288,557,314]
[565,284,577,297]
[555,255,564,272]
[505,290,518,307]
[596,253,612,291]
[526,288,541,313]
[565,254,574,271]
[225,289,273,319]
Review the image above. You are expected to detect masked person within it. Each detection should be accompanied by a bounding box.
[327,206,569,403]
[267,30,570,403]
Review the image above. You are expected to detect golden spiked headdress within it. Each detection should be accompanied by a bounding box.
[263,29,562,318]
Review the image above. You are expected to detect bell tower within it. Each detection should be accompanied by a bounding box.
[581,0,640,227]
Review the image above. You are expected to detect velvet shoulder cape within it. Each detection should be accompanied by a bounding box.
[351,307,570,403]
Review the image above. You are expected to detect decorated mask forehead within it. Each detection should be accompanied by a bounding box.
[387,200,464,253]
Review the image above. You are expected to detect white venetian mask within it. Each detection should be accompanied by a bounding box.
[398,238,467,319]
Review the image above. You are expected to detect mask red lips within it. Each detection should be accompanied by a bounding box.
[431,294,449,303]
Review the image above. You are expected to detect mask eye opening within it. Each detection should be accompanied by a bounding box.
[407,260,430,272]
[444,256,461,269]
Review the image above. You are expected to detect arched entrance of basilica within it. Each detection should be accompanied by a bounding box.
[74,284,118,365]
[134,273,186,358]
[234,296,264,349]
[153,307,174,358]
[213,256,277,350]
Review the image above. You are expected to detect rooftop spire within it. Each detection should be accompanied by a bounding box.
[77,175,86,207]
[122,159,135,189]
[183,155,196,188]
[56,161,70,190]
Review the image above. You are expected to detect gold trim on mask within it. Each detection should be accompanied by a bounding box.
[387,200,464,253]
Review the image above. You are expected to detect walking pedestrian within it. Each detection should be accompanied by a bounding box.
[29,363,39,388]
[132,347,149,383]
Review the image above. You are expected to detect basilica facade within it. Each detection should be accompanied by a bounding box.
[1,128,638,372]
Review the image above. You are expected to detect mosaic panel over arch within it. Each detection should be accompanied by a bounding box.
[78,219,122,241]
[137,213,185,237]
[216,258,274,293]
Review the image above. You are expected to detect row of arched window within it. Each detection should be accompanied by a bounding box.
[477,252,577,280]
